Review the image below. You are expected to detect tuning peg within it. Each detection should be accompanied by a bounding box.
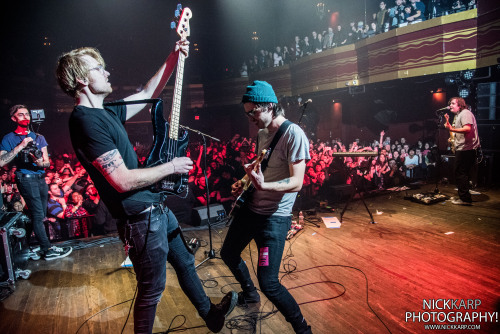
[177,4,182,11]
[175,9,180,17]
[170,21,176,29]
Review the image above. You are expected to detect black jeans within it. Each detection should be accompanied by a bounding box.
[221,207,305,331]
[118,206,211,334]
[15,173,51,252]
[454,149,476,203]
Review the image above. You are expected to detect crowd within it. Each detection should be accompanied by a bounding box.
[240,0,477,77]
[1,127,442,242]
[302,131,441,199]
[1,153,118,242]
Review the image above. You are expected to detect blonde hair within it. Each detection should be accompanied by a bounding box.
[56,47,106,98]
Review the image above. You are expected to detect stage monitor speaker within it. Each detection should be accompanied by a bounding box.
[191,204,226,226]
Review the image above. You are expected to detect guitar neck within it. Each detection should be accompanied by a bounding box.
[169,52,186,141]
[239,149,268,191]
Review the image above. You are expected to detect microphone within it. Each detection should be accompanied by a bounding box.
[436,106,449,112]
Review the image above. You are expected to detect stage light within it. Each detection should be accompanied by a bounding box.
[458,86,470,98]
[462,69,475,81]
[444,75,457,85]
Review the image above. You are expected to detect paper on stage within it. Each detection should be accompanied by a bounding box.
[322,216,341,228]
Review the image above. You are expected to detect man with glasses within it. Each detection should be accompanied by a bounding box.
[56,41,237,333]
[221,81,312,333]
[0,105,72,260]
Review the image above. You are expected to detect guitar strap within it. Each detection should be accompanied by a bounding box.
[259,120,292,173]
[104,99,162,109]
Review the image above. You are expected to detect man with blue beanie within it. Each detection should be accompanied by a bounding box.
[221,81,312,333]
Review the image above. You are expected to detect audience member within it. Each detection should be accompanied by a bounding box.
[64,191,89,238]
[376,2,390,33]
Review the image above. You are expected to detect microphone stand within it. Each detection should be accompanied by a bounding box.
[297,101,311,126]
[433,110,447,194]
[179,125,221,269]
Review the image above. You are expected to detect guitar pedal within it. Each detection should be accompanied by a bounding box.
[187,238,200,255]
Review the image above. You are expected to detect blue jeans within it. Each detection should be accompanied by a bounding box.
[118,206,211,334]
[15,174,51,252]
[221,207,305,330]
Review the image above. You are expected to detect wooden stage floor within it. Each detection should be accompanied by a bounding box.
[1,183,499,334]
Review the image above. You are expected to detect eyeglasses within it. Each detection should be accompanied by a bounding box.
[89,65,106,74]
[245,107,261,117]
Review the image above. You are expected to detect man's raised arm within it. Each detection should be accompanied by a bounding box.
[124,41,189,120]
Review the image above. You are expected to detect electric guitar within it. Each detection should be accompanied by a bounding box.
[444,114,455,153]
[144,5,192,195]
[227,149,267,224]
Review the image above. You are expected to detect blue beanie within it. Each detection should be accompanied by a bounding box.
[241,80,278,104]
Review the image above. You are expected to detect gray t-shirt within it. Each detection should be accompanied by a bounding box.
[452,109,480,151]
[247,122,310,216]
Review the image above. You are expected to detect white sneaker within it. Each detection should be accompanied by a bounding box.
[469,190,481,195]
[43,245,72,261]
[28,250,40,261]
[451,199,472,206]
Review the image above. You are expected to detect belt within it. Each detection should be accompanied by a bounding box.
[128,205,163,224]
[16,173,46,179]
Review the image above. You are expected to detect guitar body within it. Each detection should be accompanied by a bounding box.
[227,183,253,222]
[448,132,455,154]
[144,100,189,194]
[227,150,267,224]
[444,113,456,154]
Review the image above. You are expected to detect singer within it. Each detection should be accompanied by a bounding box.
[443,97,480,205]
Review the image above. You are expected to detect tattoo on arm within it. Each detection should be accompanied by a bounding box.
[0,150,17,164]
[93,150,124,176]
[277,178,291,185]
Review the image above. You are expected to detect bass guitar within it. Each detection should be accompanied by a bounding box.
[227,149,267,224]
[144,5,192,195]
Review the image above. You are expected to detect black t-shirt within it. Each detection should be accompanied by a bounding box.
[69,102,160,218]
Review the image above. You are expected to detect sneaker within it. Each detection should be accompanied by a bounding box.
[293,318,313,334]
[28,250,40,261]
[43,245,73,261]
[31,246,41,252]
[451,199,472,206]
[237,289,261,306]
[469,190,481,195]
[204,291,238,333]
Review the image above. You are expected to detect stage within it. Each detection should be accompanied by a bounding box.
[1,183,499,334]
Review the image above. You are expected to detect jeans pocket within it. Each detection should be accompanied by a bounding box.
[148,213,163,233]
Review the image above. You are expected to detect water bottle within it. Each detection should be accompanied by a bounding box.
[298,211,304,225]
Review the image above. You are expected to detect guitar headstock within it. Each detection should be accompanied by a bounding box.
[170,4,192,41]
